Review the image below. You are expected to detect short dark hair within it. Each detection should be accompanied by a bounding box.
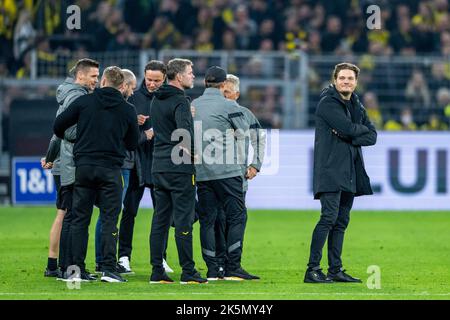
[103,66,124,89]
[72,58,99,78]
[144,60,166,74]
[166,58,193,81]
[332,62,360,80]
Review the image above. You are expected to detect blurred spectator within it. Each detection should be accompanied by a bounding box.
[363,91,384,130]
[106,25,139,51]
[123,0,157,33]
[405,70,431,110]
[13,9,35,62]
[230,4,258,49]
[429,62,450,94]
[384,106,418,130]
[435,87,450,124]
[421,113,449,130]
[221,28,237,51]
[321,16,343,53]
[194,29,214,52]
[142,16,181,50]
[390,17,416,54]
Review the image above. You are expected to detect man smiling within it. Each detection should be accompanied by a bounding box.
[304,62,377,283]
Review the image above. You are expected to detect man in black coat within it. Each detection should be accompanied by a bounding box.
[304,62,377,284]
[54,66,139,283]
[117,60,173,274]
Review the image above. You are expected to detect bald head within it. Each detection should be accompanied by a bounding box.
[121,69,137,99]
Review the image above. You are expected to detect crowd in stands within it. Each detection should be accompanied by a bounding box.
[1,0,450,131]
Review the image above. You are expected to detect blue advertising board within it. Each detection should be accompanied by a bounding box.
[12,157,56,205]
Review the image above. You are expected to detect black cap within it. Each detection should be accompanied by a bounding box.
[205,66,227,83]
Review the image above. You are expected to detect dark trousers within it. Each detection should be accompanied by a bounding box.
[307,191,354,273]
[197,176,246,273]
[71,165,122,272]
[150,173,196,275]
[214,192,248,268]
[58,183,74,271]
[95,169,130,265]
[118,168,158,260]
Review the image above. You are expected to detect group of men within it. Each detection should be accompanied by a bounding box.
[42,57,376,285]
[42,57,266,284]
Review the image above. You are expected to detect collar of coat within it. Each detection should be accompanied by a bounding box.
[138,79,155,98]
[203,87,223,96]
[323,84,363,108]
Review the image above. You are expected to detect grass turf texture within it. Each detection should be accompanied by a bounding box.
[0,207,449,300]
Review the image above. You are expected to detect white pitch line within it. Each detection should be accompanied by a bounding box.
[1,292,450,297]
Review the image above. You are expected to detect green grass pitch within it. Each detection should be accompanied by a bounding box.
[0,206,449,300]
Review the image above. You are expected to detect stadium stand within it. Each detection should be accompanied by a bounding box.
[1,0,450,173]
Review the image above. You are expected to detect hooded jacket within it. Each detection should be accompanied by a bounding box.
[150,84,195,174]
[45,77,88,180]
[54,87,139,169]
[127,80,155,185]
[313,84,377,199]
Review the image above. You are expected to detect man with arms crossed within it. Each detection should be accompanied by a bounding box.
[304,62,377,283]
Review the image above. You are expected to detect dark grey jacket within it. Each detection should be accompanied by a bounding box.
[313,85,377,199]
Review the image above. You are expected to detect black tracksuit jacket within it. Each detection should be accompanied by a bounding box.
[150,84,195,175]
[53,87,139,168]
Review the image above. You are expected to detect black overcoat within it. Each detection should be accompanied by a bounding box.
[313,85,377,199]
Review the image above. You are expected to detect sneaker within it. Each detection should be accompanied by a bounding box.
[44,268,61,278]
[304,268,333,283]
[116,262,134,275]
[163,259,174,273]
[63,270,97,282]
[149,272,174,284]
[327,270,362,283]
[224,268,259,281]
[180,270,208,284]
[118,256,134,274]
[101,271,127,283]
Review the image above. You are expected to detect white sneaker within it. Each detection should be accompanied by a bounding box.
[163,259,174,273]
[118,256,133,274]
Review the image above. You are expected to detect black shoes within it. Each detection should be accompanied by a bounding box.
[327,270,362,283]
[180,270,208,284]
[224,268,260,281]
[150,271,175,284]
[44,268,61,278]
[101,271,127,283]
[116,263,134,275]
[57,269,98,282]
[304,269,333,283]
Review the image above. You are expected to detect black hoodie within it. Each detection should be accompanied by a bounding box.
[150,84,195,174]
[54,87,139,169]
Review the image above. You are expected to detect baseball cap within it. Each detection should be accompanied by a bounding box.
[205,66,227,83]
